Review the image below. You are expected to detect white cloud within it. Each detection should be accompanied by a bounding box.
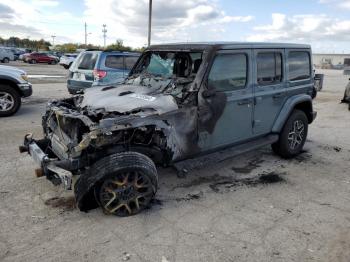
[246,13,350,43]
[319,0,350,9]
[83,0,253,47]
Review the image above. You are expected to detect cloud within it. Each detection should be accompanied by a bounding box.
[0,0,78,44]
[83,0,253,46]
[246,13,350,43]
[0,3,16,20]
[319,0,350,9]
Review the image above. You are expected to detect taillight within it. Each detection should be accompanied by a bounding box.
[93,69,107,80]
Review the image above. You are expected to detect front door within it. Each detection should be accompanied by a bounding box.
[198,50,254,151]
[253,49,287,135]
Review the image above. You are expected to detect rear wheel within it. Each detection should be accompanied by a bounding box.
[272,110,308,158]
[91,152,158,216]
[0,85,21,117]
[2,57,9,63]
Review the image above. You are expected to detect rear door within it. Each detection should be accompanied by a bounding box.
[68,52,98,89]
[253,49,287,135]
[124,55,140,75]
[97,54,125,85]
[199,49,254,150]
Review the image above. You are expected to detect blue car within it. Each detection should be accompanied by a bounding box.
[67,50,140,94]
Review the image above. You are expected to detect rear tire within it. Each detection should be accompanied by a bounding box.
[0,84,21,117]
[2,57,9,63]
[272,110,308,158]
[90,152,158,217]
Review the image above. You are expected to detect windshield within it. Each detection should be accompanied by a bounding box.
[131,51,203,79]
[123,51,203,99]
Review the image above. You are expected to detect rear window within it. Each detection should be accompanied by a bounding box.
[105,55,124,69]
[288,51,311,81]
[77,53,98,70]
[125,56,139,70]
[257,52,283,85]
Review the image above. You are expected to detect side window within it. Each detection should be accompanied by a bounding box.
[105,55,124,70]
[208,53,247,92]
[125,56,139,70]
[288,51,311,81]
[257,52,283,85]
[77,53,98,70]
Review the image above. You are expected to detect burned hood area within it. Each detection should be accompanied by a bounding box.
[42,46,226,170]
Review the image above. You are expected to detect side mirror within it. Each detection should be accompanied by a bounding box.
[202,89,216,98]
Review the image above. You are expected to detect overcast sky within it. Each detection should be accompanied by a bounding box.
[0,0,350,53]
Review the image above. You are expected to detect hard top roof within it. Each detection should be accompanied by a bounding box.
[148,42,311,51]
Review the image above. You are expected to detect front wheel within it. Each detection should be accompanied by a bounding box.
[0,85,21,117]
[2,58,9,63]
[91,152,158,216]
[272,110,308,158]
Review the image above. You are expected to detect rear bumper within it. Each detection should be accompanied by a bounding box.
[20,134,73,190]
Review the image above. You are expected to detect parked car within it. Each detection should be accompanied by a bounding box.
[25,52,59,64]
[21,42,317,216]
[341,78,350,110]
[67,50,140,94]
[0,65,32,116]
[59,53,78,69]
[0,48,15,63]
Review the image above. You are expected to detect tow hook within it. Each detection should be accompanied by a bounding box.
[19,133,33,153]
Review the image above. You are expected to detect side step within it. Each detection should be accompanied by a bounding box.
[174,135,278,175]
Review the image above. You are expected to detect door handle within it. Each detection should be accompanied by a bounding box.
[238,99,251,106]
[273,93,283,99]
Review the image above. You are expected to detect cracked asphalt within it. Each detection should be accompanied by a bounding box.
[0,65,349,262]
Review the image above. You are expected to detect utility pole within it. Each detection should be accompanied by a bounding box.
[102,24,107,48]
[51,35,56,46]
[148,0,152,47]
[84,22,87,46]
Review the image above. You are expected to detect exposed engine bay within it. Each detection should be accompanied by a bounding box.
[41,50,205,172]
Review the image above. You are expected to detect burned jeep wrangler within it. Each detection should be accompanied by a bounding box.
[21,43,317,216]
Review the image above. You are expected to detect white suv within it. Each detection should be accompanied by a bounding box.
[59,53,78,69]
[0,48,15,63]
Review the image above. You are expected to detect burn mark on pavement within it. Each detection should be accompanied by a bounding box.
[231,158,265,174]
[209,172,286,193]
[44,196,76,211]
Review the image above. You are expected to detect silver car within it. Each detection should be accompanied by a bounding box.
[0,65,32,116]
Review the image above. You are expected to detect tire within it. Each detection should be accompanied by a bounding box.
[50,60,57,65]
[0,84,21,117]
[2,57,9,63]
[272,109,308,158]
[88,152,158,217]
[30,59,36,64]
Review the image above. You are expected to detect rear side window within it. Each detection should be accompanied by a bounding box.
[77,53,98,70]
[125,56,139,70]
[105,55,124,69]
[208,53,247,92]
[257,52,283,85]
[288,51,311,81]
